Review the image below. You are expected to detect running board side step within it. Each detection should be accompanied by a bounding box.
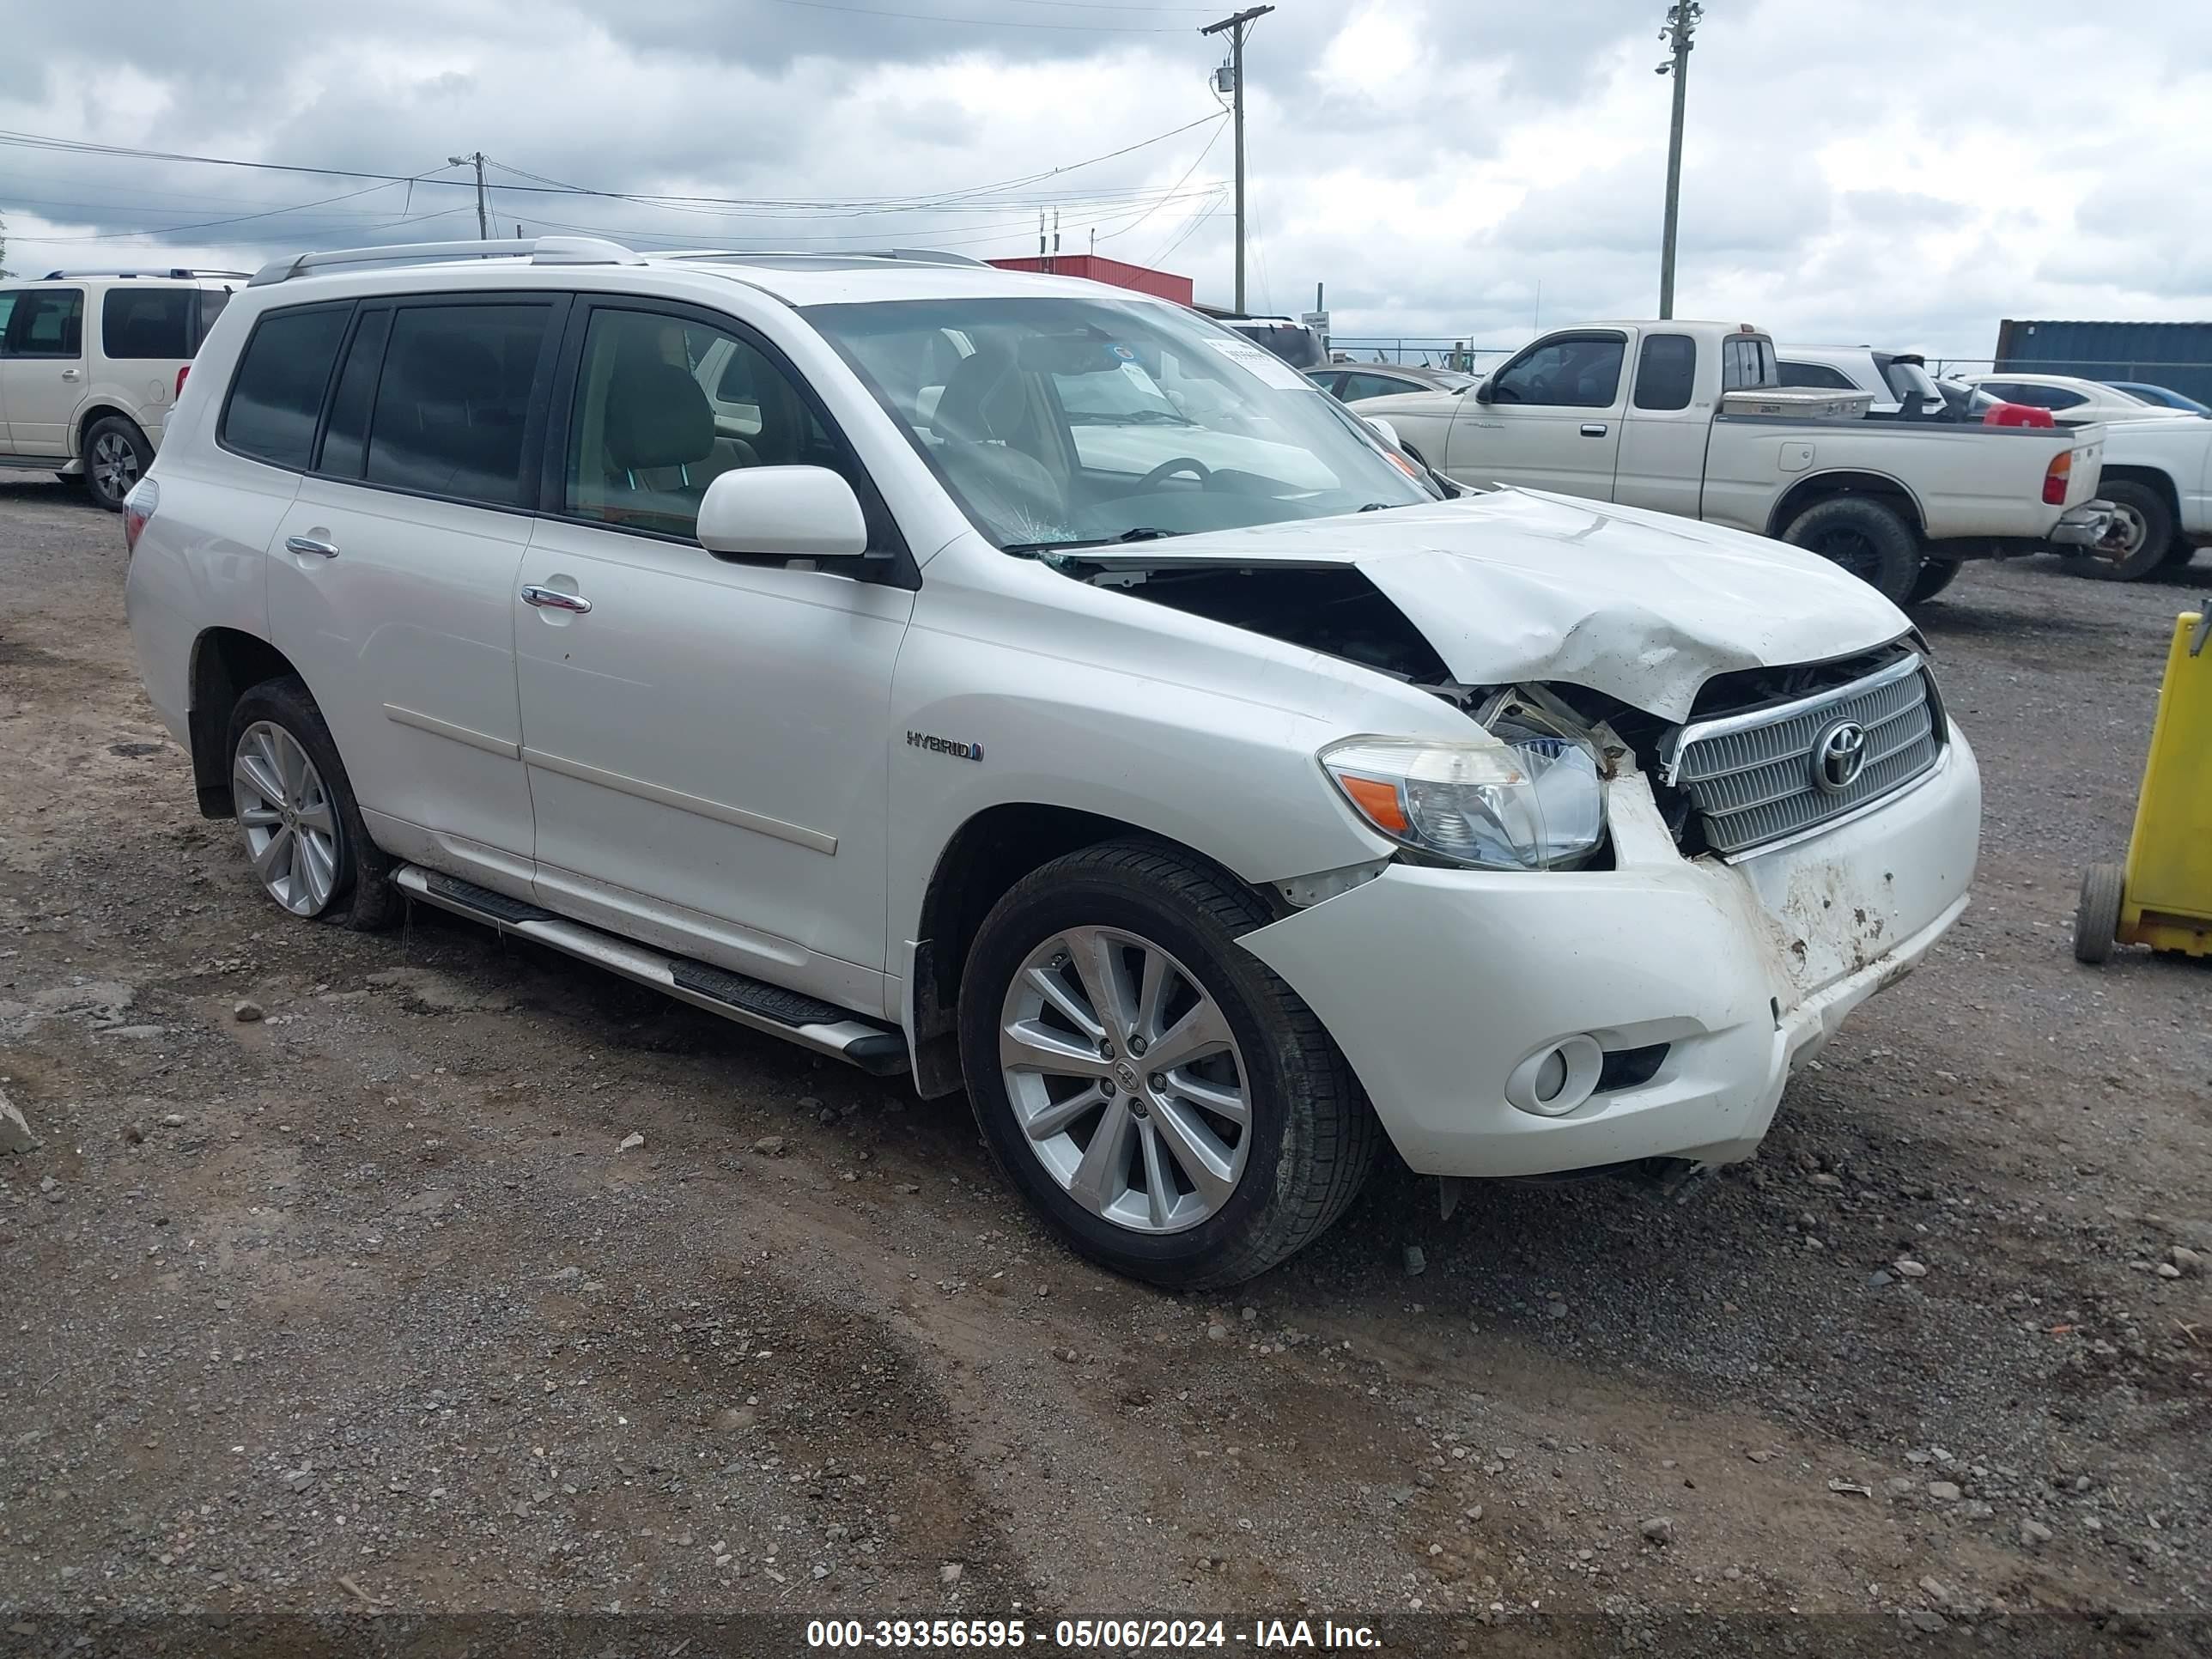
[395,866,909,1076]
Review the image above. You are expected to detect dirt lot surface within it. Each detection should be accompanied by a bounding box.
[2,477,2208,1655]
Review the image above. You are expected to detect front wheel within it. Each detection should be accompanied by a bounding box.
[81,415,152,512]
[226,678,398,929]
[1780,496,1920,604]
[1905,558,1963,605]
[958,841,1378,1288]
[2081,481,2175,582]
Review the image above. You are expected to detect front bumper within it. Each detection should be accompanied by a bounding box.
[1240,730,1981,1178]
[2049,499,2116,549]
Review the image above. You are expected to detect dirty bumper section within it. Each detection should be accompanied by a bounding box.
[1240,733,1981,1179]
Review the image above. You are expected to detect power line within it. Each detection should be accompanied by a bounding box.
[0,115,1224,216]
[1096,116,1229,242]
[18,171,453,243]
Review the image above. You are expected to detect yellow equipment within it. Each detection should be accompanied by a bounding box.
[2075,611,2212,962]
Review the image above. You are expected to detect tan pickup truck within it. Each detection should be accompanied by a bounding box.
[1358,321,2112,605]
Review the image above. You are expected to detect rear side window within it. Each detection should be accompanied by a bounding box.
[195,289,232,351]
[220,305,349,471]
[317,308,394,479]
[100,289,194,359]
[7,289,83,358]
[1633,333,1698,410]
[1721,336,1777,390]
[364,303,553,507]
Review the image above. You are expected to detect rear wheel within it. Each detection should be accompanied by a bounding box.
[2073,861,2124,964]
[2081,481,2174,582]
[226,678,399,930]
[2155,538,2197,574]
[1781,496,1920,604]
[958,840,1378,1288]
[81,415,151,513]
[1905,558,1963,605]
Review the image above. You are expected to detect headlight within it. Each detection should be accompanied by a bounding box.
[1322,735,1605,871]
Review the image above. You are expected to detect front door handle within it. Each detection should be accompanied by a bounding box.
[521,584,592,614]
[1579,422,1608,437]
[284,534,340,559]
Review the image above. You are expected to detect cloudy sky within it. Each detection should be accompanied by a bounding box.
[4,0,2209,365]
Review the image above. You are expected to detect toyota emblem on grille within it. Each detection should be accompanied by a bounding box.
[1812,718,1869,793]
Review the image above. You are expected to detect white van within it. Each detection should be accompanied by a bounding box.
[0,268,244,508]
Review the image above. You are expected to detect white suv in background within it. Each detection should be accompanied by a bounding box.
[123,237,1980,1287]
[0,268,242,508]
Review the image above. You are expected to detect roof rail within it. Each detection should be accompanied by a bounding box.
[40,267,253,281]
[248,235,646,288]
[661,247,988,269]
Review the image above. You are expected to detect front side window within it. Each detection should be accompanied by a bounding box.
[7,289,83,358]
[806,295,1435,552]
[364,303,551,507]
[1490,335,1626,408]
[1633,334,1698,410]
[100,289,194,359]
[1778,361,1859,392]
[220,304,349,471]
[563,307,851,540]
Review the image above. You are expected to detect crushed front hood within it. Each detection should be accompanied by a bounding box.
[1084,488,1911,720]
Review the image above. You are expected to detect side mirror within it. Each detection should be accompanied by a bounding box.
[1473,380,1495,404]
[1363,416,1402,450]
[696,465,871,561]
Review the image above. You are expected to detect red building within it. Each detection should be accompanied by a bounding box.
[986,254,1194,307]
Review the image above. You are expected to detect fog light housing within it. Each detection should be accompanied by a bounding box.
[1505,1035,1603,1117]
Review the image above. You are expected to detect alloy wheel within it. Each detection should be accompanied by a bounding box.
[997,926,1250,1235]
[91,431,140,504]
[232,721,342,916]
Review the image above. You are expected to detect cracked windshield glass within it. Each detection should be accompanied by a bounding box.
[806,295,1437,552]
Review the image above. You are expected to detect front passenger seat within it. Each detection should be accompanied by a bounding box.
[929,346,1069,539]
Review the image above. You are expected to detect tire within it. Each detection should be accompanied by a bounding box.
[2155,538,2197,574]
[80,415,152,513]
[958,839,1380,1289]
[2072,861,2124,964]
[1905,558,1963,605]
[225,677,399,930]
[1780,496,1921,604]
[2080,481,2174,582]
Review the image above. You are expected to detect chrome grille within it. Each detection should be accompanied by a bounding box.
[1668,654,1943,856]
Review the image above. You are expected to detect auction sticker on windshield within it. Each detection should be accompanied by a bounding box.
[1202,337,1312,391]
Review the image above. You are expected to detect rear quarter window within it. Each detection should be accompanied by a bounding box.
[219,304,351,471]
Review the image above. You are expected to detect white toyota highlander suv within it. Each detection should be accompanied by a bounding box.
[122,237,1981,1287]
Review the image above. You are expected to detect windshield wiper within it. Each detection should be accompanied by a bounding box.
[1000,527,1182,556]
[1358,501,1399,512]
[1070,410,1193,427]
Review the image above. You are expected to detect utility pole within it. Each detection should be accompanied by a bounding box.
[1200,5,1273,313]
[449,151,489,239]
[1654,3,1702,319]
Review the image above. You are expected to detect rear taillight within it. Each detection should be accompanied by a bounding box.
[2042,450,2072,506]
[175,365,190,398]
[124,477,158,555]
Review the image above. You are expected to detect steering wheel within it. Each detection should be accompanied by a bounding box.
[1137,457,1212,490]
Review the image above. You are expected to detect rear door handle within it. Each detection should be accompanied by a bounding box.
[1579,422,1608,437]
[284,535,339,559]
[61,368,82,382]
[521,584,592,614]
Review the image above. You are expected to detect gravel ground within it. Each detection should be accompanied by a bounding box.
[1,477,2208,1654]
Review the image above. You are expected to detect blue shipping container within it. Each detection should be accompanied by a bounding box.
[1995,319,2212,408]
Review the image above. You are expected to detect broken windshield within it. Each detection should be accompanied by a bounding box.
[804,295,1437,552]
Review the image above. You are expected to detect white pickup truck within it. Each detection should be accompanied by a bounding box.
[1359,321,2113,605]
[2083,416,2211,580]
